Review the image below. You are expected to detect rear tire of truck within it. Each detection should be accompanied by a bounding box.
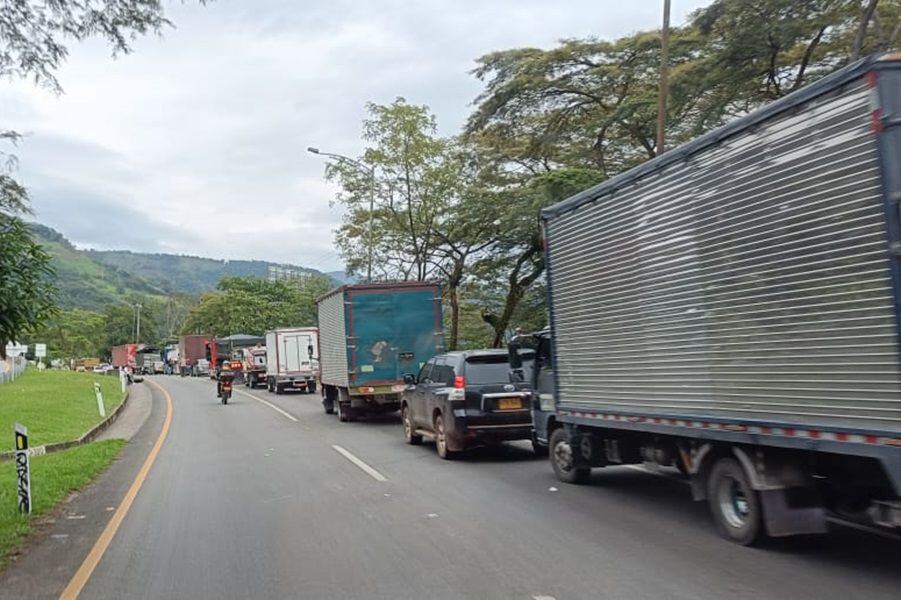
[706,457,763,546]
[275,384,284,395]
[337,401,353,423]
[307,381,317,395]
[550,428,590,484]
[402,405,422,445]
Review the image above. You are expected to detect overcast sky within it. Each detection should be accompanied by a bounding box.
[1,0,711,273]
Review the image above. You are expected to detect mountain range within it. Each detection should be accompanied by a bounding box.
[29,224,349,310]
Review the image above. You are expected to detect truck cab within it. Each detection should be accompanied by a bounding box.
[508,329,555,454]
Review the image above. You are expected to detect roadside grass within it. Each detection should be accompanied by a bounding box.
[0,369,126,451]
[0,439,125,563]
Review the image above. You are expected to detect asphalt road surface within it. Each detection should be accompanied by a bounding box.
[10,376,901,599]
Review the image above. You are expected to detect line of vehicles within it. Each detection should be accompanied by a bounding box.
[115,55,900,547]
[317,55,901,547]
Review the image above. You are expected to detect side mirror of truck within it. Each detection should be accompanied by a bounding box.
[308,344,314,358]
[403,373,416,385]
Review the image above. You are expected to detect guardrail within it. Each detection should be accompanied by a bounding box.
[0,356,27,385]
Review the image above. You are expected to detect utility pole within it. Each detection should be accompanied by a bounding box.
[656,0,672,156]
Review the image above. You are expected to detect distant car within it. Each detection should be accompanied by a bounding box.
[193,359,210,377]
[401,349,535,459]
[94,363,113,373]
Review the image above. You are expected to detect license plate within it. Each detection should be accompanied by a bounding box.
[497,397,522,410]
[293,381,305,387]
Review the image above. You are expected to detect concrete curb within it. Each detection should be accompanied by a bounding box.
[0,387,132,461]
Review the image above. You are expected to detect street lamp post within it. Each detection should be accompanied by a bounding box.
[308,146,376,283]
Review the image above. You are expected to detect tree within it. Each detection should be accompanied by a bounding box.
[101,299,160,353]
[330,99,455,282]
[181,276,332,337]
[476,168,603,347]
[23,308,105,360]
[0,214,57,357]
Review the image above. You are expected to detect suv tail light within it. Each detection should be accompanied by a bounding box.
[454,376,465,388]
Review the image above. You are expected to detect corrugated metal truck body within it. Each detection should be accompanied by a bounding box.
[540,55,901,542]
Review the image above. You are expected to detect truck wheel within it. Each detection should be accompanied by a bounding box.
[707,457,763,546]
[307,381,317,395]
[275,383,283,395]
[434,413,455,459]
[402,405,422,445]
[550,428,590,484]
[337,401,353,422]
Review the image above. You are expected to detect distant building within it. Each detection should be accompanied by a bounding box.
[268,265,311,283]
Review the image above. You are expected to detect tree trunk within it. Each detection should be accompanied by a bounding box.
[0,340,7,360]
[448,285,460,351]
[852,0,880,60]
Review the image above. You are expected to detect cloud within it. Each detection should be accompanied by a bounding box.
[0,0,712,272]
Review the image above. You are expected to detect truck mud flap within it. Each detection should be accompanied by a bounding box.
[759,489,827,537]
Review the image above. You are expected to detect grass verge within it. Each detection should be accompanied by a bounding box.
[0,370,126,451]
[0,439,125,564]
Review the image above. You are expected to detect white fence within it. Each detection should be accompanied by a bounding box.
[0,356,27,385]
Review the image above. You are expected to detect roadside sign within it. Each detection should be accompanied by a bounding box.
[94,382,106,418]
[34,344,46,358]
[14,423,31,514]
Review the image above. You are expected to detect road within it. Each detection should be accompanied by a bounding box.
[13,376,901,599]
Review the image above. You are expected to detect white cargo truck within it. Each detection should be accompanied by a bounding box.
[527,54,901,545]
[265,328,319,394]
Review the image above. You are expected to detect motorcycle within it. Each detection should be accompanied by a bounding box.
[219,372,234,405]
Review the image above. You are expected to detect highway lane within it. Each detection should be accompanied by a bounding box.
[78,376,901,600]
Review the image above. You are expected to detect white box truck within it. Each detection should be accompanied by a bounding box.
[265,327,319,394]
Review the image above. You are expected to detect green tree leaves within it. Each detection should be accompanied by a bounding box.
[0,215,57,357]
[180,275,332,337]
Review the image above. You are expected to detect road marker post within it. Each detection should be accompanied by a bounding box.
[14,423,31,514]
[94,383,106,418]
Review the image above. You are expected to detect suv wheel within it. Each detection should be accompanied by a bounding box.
[550,428,590,484]
[402,405,422,445]
[435,413,455,459]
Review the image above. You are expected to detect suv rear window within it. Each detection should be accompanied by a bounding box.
[463,355,530,385]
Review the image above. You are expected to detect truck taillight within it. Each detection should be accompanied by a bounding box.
[454,376,465,388]
[867,71,883,133]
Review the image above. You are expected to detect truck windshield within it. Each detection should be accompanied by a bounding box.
[464,355,532,384]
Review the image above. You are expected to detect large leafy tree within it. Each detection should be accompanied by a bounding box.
[181,276,332,337]
[330,98,455,282]
[0,214,56,357]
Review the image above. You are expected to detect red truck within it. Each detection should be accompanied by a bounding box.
[179,335,210,377]
[110,344,137,369]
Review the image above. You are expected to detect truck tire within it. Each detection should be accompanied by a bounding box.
[550,428,590,484]
[434,413,455,459]
[706,457,763,546]
[402,405,422,445]
[275,383,284,395]
[337,401,353,422]
[307,381,317,395]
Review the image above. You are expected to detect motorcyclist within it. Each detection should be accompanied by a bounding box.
[217,361,234,397]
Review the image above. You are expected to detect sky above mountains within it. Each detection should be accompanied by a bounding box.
[2,0,710,272]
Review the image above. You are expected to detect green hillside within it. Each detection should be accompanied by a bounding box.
[29,224,168,309]
[87,250,321,295]
[28,224,333,310]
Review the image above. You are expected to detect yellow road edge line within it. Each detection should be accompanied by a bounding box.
[58,379,174,600]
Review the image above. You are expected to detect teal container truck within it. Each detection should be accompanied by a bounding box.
[318,282,444,422]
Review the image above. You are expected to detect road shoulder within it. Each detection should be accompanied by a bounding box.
[0,379,168,599]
